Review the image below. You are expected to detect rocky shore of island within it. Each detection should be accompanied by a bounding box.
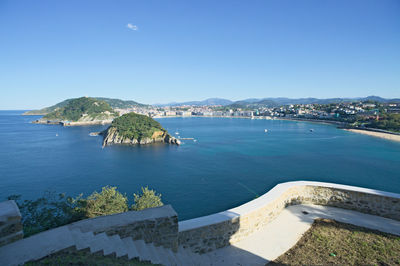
[33,119,113,126]
[102,126,180,147]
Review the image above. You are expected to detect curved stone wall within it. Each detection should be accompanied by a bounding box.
[2,181,400,263]
[178,181,400,253]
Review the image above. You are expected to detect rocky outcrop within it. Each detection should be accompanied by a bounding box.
[102,127,181,147]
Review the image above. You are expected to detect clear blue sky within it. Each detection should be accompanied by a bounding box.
[0,0,399,109]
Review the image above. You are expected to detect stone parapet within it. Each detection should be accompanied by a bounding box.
[1,181,400,259]
[0,201,23,247]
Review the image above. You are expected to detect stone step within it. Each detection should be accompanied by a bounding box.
[69,228,94,250]
[177,246,197,265]
[121,237,139,260]
[165,247,182,266]
[143,242,162,264]
[88,232,110,253]
[69,227,220,266]
[196,252,213,266]
[132,240,153,263]
[152,244,177,266]
[108,234,128,257]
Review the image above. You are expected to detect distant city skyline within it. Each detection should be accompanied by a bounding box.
[1,0,399,109]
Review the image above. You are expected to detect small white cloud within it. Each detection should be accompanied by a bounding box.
[127,23,138,31]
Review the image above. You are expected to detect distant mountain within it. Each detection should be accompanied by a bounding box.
[155,98,233,107]
[228,99,279,109]
[227,96,400,108]
[23,97,147,115]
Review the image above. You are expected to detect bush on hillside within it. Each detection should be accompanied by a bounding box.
[8,192,86,237]
[8,186,163,237]
[131,187,164,211]
[82,186,128,218]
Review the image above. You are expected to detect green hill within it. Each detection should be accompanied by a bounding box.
[23,97,147,115]
[23,99,72,115]
[42,97,118,122]
[109,112,166,139]
[102,112,180,146]
[96,97,147,109]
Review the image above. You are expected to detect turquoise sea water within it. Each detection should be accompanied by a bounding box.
[1,110,400,220]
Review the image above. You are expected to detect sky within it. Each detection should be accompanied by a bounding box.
[0,0,399,109]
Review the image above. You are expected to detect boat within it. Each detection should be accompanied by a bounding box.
[264,129,268,133]
[175,132,179,135]
[310,129,314,132]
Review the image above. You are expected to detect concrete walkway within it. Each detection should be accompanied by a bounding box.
[206,204,400,265]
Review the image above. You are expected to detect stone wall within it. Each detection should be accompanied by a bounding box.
[0,201,23,247]
[69,205,179,251]
[178,181,400,253]
[1,181,399,257]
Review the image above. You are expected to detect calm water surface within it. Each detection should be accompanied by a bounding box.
[1,111,400,220]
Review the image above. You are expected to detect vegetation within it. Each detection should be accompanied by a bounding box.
[43,97,117,121]
[23,97,146,115]
[132,187,164,211]
[272,219,400,265]
[9,186,163,237]
[26,248,156,266]
[82,186,129,218]
[8,192,85,237]
[96,97,147,108]
[367,113,400,132]
[23,99,72,115]
[110,112,167,139]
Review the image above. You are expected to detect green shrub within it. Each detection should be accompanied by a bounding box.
[9,186,163,237]
[131,187,164,211]
[82,186,128,218]
[8,192,85,237]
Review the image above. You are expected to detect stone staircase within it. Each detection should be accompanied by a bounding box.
[69,227,213,266]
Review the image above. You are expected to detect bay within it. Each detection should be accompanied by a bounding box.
[0,110,399,220]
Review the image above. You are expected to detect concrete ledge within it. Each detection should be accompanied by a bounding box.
[0,201,21,224]
[0,201,23,247]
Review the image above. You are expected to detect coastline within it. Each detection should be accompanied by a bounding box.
[344,129,400,142]
[155,115,400,142]
[31,114,400,142]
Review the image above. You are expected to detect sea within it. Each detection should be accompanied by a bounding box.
[1,110,400,220]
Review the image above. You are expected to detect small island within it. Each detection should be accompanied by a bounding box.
[34,97,118,126]
[102,112,180,147]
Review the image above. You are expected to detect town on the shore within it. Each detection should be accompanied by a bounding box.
[116,100,400,133]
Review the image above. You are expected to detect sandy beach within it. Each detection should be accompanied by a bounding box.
[345,129,400,142]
